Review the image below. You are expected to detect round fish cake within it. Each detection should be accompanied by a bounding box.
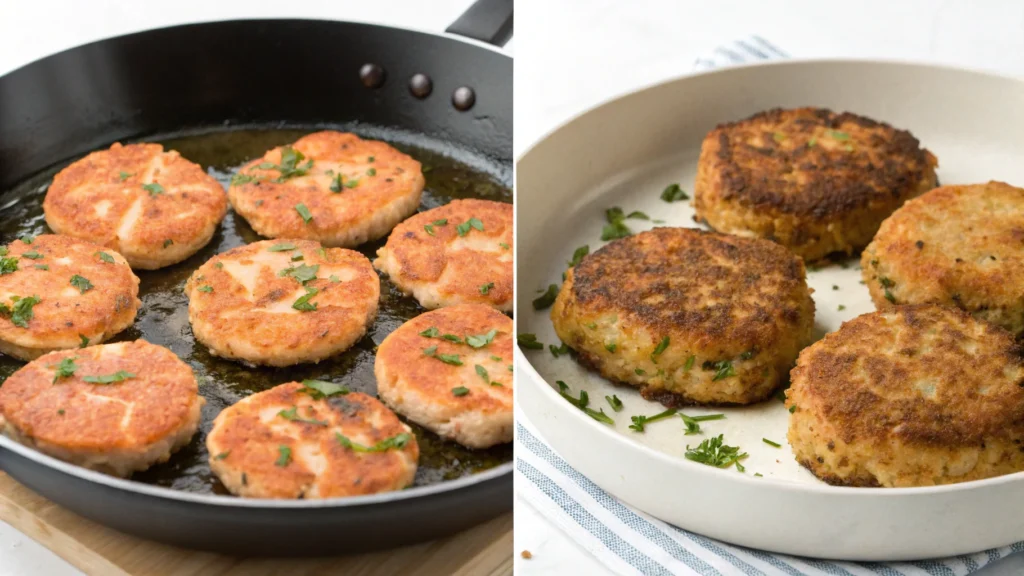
[694,107,938,262]
[374,199,513,312]
[207,381,418,499]
[375,304,513,449]
[0,235,140,361]
[44,142,228,270]
[227,131,424,247]
[185,239,379,367]
[551,227,815,406]
[0,340,203,477]
[787,305,1024,487]
[862,181,1024,336]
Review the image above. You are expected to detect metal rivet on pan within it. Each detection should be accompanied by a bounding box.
[409,74,433,99]
[359,64,385,89]
[452,87,476,111]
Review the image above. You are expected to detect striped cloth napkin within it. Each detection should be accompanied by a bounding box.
[514,37,1024,576]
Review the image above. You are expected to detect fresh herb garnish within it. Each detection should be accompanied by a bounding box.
[69,275,93,294]
[266,147,314,182]
[479,282,495,295]
[651,336,669,363]
[661,183,690,202]
[230,172,260,186]
[517,333,544,350]
[295,203,313,224]
[419,327,439,338]
[549,342,570,358]
[466,329,498,348]
[788,405,797,413]
[762,438,782,448]
[21,251,43,260]
[78,334,89,348]
[163,239,173,248]
[118,171,132,181]
[568,245,589,268]
[278,406,328,426]
[366,168,376,176]
[601,206,633,240]
[279,263,319,285]
[606,395,623,412]
[424,219,448,236]
[142,183,165,196]
[626,211,649,220]
[474,365,490,383]
[629,409,678,432]
[456,217,485,237]
[423,346,463,366]
[214,451,230,460]
[96,251,115,263]
[441,334,463,344]
[335,432,411,452]
[330,173,344,192]
[703,360,735,381]
[499,242,510,250]
[684,355,696,371]
[197,285,213,293]
[838,304,846,311]
[680,413,725,435]
[532,284,559,310]
[19,235,34,244]
[1,295,40,328]
[299,379,349,399]
[82,370,135,384]
[292,286,318,311]
[556,381,614,425]
[605,342,617,352]
[828,130,851,141]
[276,445,292,467]
[268,242,297,252]
[685,434,748,470]
[50,357,78,383]
[452,386,471,397]
[0,257,17,275]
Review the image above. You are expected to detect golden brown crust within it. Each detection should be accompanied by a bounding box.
[375,305,513,448]
[0,235,139,360]
[43,142,228,270]
[551,227,815,406]
[206,382,418,499]
[862,181,1024,335]
[0,340,201,453]
[374,199,513,311]
[185,239,379,366]
[787,305,1024,487]
[227,131,424,247]
[694,107,938,261]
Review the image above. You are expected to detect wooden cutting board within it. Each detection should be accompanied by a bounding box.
[0,473,512,576]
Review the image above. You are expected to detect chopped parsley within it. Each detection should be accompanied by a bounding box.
[299,379,349,399]
[330,173,344,192]
[19,235,33,244]
[0,246,6,256]
[601,207,633,240]
[292,286,318,311]
[606,395,623,412]
[517,333,544,350]
[680,413,725,435]
[828,130,851,141]
[568,245,589,268]
[82,370,135,384]
[78,334,89,348]
[0,257,18,275]
[215,262,224,269]
[549,342,570,358]
[423,346,463,366]
[474,365,490,383]
[295,203,313,224]
[628,408,677,432]
[452,386,471,397]
[367,156,375,162]
[276,445,292,467]
[456,217,485,237]
[605,342,617,352]
[789,405,797,413]
[626,211,649,220]
[118,171,132,181]
[214,451,230,460]
[556,380,613,425]
[479,282,495,295]
[268,242,297,252]
[884,288,897,304]
[197,285,213,293]
[704,360,735,381]
[466,329,498,348]
[532,284,559,310]
[278,406,328,426]
[69,275,93,294]
[424,219,448,236]
[50,357,78,383]
[96,251,115,263]
[499,242,510,250]
[0,295,40,328]
[684,355,696,371]
[661,183,690,202]
[684,434,748,470]
[762,438,782,448]
[651,336,669,363]
[419,327,439,338]
[266,147,314,182]
[163,239,173,248]
[230,172,260,186]
[366,168,376,176]
[142,183,165,196]
[21,251,43,260]
[838,304,846,311]
[329,275,340,283]
[335,432,411,452]
[279,263,319,285]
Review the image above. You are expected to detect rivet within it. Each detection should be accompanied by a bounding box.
[452,87,476,111]
[409,74,433,99]
[359,64,385,89]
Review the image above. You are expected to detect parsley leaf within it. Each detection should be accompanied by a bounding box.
[466,329,498,348]
[629,409,677,432]
[1,295,40,328]
[336,432,412,452]
[292,286,319,311]
[0,257,18,275]
[276,445,292,467]
[452,386,471,397]
[456,217,484,237]
[601,206,633,240]
[50,357,77,383]
[680,413,725,435]
[556,380,614,425]
[96,251,115,264]
[70,275,93,294]
[299,379,349,399]
[142,183,165,196]
[661,183,690,202]
[684,434,748,471]
[568,245,589,268]
[21,251,43,260]
[703,360,735,381]
[79,334,89,348]
[475,365,490,383]
[279,263,319,285]
[278,405,328,426]
[606,395,623,411]
[268,242,297,252]
[82,370,135,384]
[424,218,448,236]
[479,282,495,295]
[517,333,544,350]
[295,203,313,224]
[651,336,669,363]
[118,171,132,181]
[423,346,463,366]
[532,284,559,310]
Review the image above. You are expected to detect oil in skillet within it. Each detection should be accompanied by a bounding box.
[0,127,512,494]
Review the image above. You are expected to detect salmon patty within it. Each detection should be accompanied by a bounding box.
[862,181,1024,336]
[207,381,418,499]
[551,227,815,406]
[694,107,938,262]
[0,340,203,477]
[375,304,513,449]
[185,239,379,367]
[787,305,1024,487]
[0,235,139,361]
[227,131,424,247]
[44,142,228,270]
[374,199,513,311]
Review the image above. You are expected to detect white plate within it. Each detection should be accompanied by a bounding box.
[515,59,1024,561]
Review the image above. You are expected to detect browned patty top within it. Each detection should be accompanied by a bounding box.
[702,107,937,217]
[571,227,810,350]
[789,305,1024,447]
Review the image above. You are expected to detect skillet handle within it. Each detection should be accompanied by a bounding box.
[445,0,513,47]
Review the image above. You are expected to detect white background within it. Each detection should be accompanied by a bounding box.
[514,1,1024,575]
[0,1,503,574]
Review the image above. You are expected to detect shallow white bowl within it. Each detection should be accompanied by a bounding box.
[515,59,1024,561]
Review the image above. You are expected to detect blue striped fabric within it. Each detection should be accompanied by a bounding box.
[515,39,1024,575]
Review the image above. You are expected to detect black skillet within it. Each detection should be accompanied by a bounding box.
[0,0,512,556]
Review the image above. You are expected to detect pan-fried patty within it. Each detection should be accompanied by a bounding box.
[375,304,513,449]
[185,239,379,367]
[0,340,203,477]
[787,305,1024,487]
[694,107,938,262]
[552,227,814,406]
[206,381,418,499]
[0,235,140,361]
[227,131,424,247]
[44,142,228,270]
[374,199,512,311]
[862,181,1024,336]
